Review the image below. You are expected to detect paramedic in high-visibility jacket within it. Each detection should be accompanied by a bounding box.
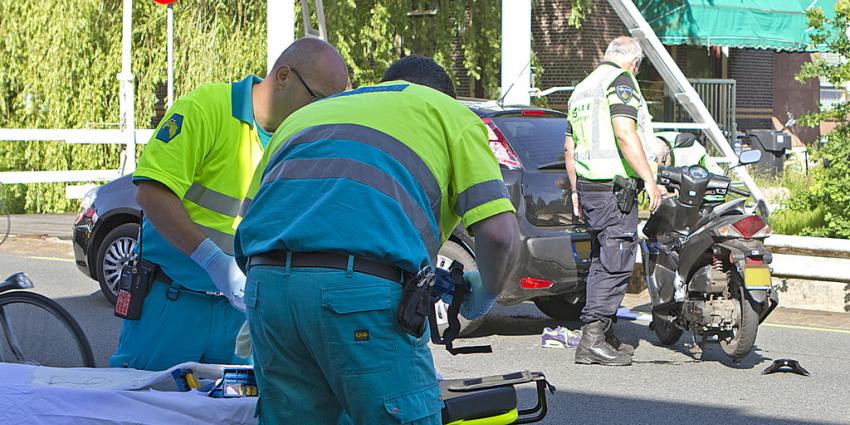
[564,36,662,367]
[109,38,349,371]
[235,55,520,425]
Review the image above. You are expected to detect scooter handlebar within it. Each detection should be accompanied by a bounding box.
[730,186,750,197]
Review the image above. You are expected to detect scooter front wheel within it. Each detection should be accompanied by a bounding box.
[651,311,683,346]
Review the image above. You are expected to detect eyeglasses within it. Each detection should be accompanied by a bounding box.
[291,68,319,99]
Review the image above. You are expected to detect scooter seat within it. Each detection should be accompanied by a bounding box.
[440,378,517,424]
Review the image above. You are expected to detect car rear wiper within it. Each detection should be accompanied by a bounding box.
[537,160,565,170]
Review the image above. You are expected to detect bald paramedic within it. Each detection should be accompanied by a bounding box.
[109,38,349,371]
[235,55,520,424]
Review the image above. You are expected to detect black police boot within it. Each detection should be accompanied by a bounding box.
[606,320,635,355]
[574,320,632,366]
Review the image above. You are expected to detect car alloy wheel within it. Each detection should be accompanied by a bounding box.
[96,223,139,304]
[103,236,137,293]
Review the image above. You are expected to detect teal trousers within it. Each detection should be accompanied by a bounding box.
[110,280,248,371]
[245,264,443,425]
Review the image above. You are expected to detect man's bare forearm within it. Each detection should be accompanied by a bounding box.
[564,135,578,190]
[469,212,520,295]
[135,181,206,256]
[613,117,655,184]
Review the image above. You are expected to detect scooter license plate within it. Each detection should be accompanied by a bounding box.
[743,265,771,287]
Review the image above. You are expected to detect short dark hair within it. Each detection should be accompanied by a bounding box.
[381,55,457,98]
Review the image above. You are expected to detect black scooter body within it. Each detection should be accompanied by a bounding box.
[641,165,779,358]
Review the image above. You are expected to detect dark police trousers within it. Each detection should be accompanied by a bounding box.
[577,181,639,323]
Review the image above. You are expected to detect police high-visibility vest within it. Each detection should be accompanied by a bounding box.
[568,64,657,181]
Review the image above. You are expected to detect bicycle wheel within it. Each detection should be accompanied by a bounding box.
[0,200,9,246]
[0,291,95,367]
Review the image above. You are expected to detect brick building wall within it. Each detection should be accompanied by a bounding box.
[516,1,818,142]
[532,0,626,109]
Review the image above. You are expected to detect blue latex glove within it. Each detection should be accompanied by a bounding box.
[190,238,246,312]
[434,267,454,305]
[460,271,499,320]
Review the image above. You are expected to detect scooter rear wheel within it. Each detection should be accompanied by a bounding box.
[719,279,759,360]
[651,311,683,346]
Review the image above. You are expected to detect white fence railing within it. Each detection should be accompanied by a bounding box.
[0,129,153,198]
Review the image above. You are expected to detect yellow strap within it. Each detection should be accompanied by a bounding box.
[445,409,519,425]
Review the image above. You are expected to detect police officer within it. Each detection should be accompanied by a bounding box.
[565,36,662,366]
[235,56,520,424]
[109,38,349,371]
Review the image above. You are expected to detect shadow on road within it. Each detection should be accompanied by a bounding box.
[515,386,835,425]
[465,304,773,369]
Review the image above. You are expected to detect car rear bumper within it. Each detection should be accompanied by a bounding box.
[72,214,94,278]
[498,229,591,305]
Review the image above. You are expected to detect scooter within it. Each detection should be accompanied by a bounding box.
[641,148,779,360]
[430,262,555,424]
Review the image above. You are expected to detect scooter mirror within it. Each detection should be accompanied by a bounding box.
[674,132,697,148]
[739,150,761,165]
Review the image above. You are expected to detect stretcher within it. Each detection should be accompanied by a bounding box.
[440,371,554,425]
[429,262,555,424]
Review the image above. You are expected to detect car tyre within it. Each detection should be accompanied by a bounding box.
[435,240,484,338]
[96,223,139,305]
[533,296,585,321]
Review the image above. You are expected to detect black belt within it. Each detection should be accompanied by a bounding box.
[150,265,225,298]
[576,177,614,192]
[248,251,409,283]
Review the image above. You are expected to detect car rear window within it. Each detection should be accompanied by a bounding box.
[490,117,567,169]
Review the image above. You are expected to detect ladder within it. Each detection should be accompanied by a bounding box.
[607,0,768,210]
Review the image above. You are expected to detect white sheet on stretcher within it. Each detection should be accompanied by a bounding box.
[0,362,257,425]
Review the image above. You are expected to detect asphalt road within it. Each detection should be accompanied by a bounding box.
[1,244,849,425]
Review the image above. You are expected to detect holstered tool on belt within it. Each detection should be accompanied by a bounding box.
[114,259,159,320]
[114,211,158,320]
[396,265,436,338]
[613,175,644,215]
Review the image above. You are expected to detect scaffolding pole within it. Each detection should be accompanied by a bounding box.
[606,0,767,211]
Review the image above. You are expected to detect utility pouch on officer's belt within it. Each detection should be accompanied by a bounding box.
[114,259,159,320]
[613,175,643,215]
[396,266,436,338]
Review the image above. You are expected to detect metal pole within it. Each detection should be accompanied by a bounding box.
[118,0,136,174]
[267,0,295,75]
[500,0,531,105]
[167,3,174,108]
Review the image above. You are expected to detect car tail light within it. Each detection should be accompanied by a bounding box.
[715,215,771,239]
[520,277,553,289]
[520,109,546,117]
[482,118,522,170]
[745,257,764,265]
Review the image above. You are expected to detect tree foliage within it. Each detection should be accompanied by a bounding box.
[0,0,266,213]
[297,1,502,97]
[1,1,593,213]
[782,0,850,238]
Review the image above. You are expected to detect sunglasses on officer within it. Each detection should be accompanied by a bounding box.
[291,68,320,100]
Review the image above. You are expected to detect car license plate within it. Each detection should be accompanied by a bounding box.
[573,240,591,262]
[743,265,771,287]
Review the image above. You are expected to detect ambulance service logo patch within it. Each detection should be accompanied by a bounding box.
[615,85,633,103]
[156,114,184,143]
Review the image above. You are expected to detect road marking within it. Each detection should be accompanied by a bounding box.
[763,323,850,335]
[27,256,75,263]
